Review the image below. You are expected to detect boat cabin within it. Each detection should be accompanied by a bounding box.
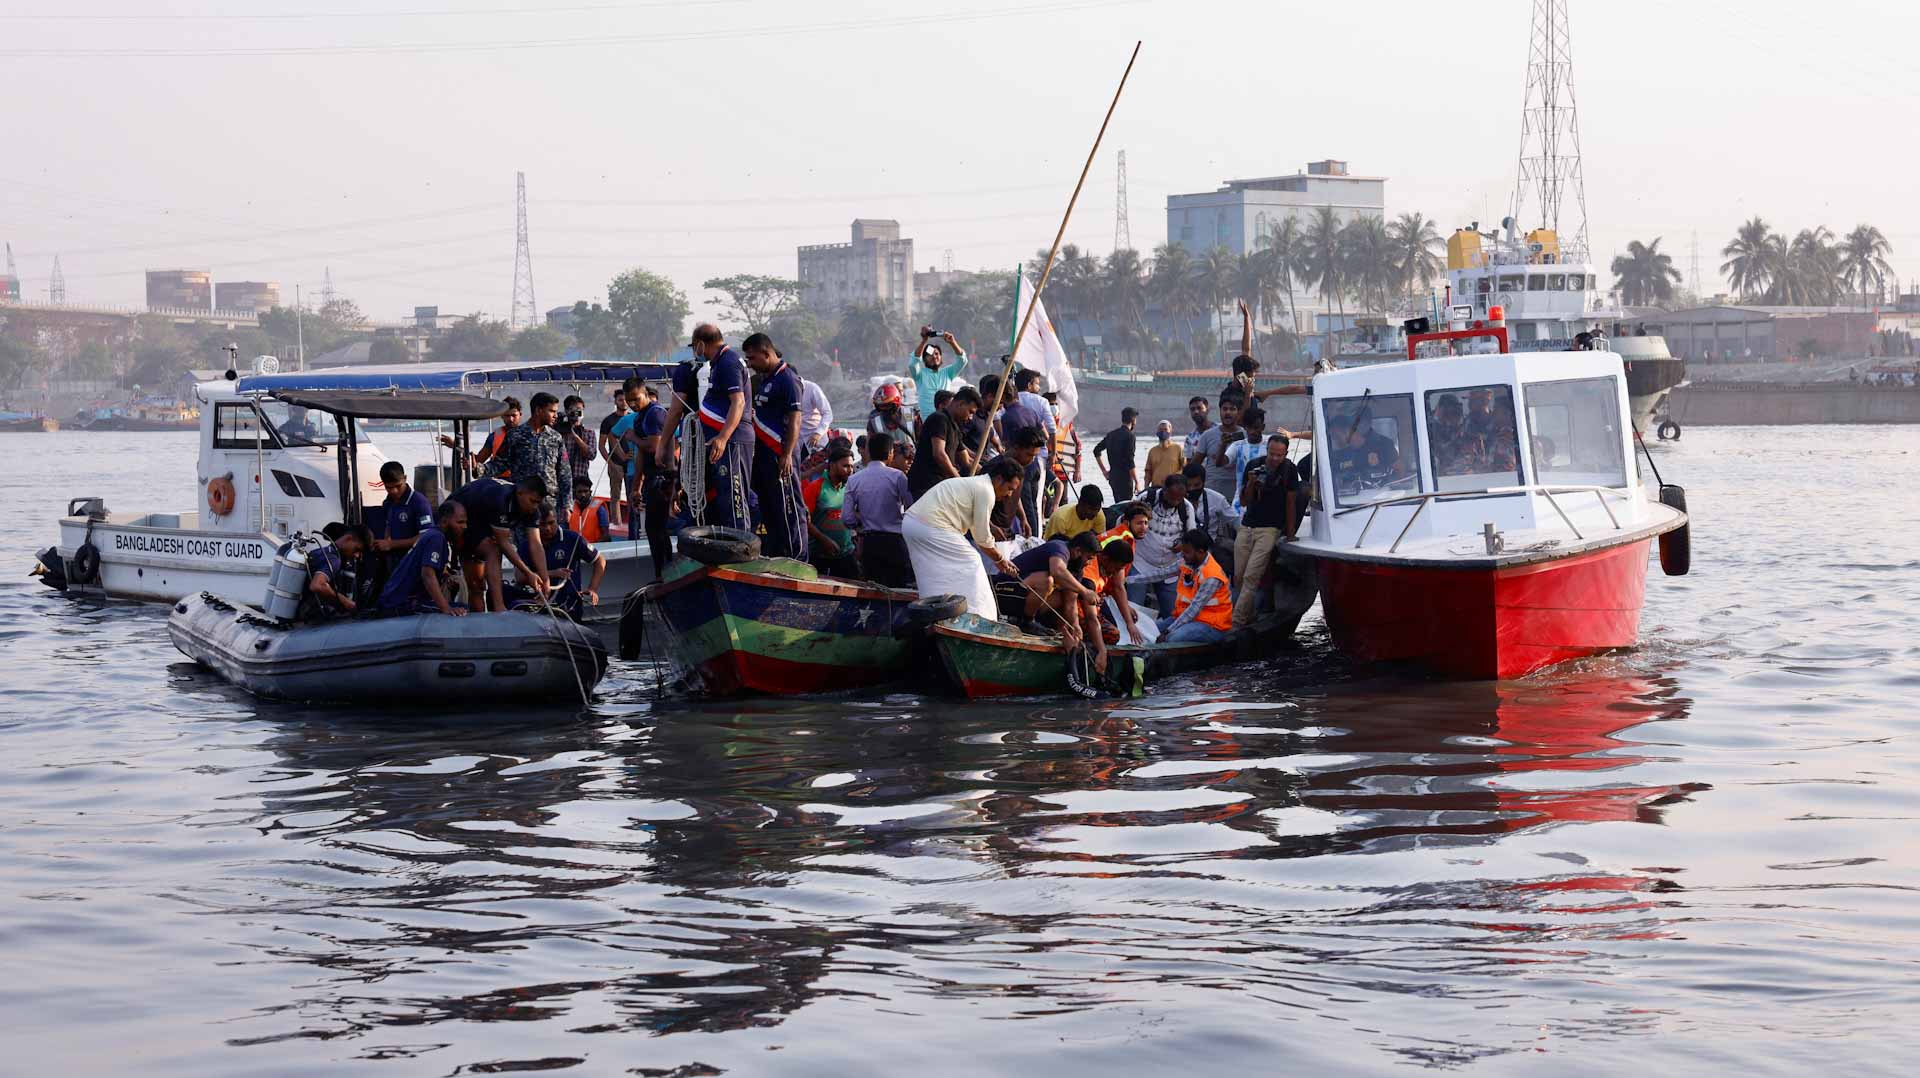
[191,378,397,540]
[1307,348,1650,555]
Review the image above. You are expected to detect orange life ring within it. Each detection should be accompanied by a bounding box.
[206,475,236,517]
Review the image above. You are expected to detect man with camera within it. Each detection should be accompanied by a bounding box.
[557,394,597,510]
[907,326,969,419]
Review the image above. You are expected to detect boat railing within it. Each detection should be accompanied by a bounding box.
[1337,484,1632,553]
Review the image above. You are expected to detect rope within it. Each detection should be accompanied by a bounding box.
[526,594,593,710]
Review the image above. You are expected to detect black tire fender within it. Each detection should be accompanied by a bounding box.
[1658,484,1690,576]
[1658,419,1681,441]
[906,593,966,626]
[677,525,760,566]
[70,542,101,585]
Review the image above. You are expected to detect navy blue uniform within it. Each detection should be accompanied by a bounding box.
[377,527,452,613]
[749,360,808,561]
[380,487,433,542]
[448,478,533,556]
[694,348,754,531]
[517,527,598,615]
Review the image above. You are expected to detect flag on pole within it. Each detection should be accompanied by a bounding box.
[1012,268,1078,427]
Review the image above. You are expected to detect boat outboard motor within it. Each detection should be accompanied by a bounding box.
[265,536,319,622]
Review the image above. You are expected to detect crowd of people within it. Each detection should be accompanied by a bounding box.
[292,312,1315,649]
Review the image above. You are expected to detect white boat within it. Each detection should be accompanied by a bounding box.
[35,356,677,623]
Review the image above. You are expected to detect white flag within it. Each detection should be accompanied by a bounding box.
[1013,270,1077,427]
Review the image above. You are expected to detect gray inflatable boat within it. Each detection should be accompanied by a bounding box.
[168,591,608,704]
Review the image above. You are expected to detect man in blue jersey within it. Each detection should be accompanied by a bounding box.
[656,323,752,530]
[377,500,466,617]
[743,332,809,561]
[512,506,606,617]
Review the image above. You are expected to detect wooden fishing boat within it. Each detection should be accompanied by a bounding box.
[929,560,1318,699]
[0,411,58,432]
[639,555,920,697]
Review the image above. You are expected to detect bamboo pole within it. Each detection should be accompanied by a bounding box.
[967,40,1141,477]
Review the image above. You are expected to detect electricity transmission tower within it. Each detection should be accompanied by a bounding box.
[510,172,537,330]
[49,255,65,303]
[1510,0,1589,258]
[321,266,337,309]
[1113,150,1132,252]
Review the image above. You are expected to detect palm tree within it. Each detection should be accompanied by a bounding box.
[1101,248,1149,363]
[1148,242,1199,347]
[1195,244,1238,356]
[1233,249,1283,343]
[1302,206,1350,339]
[1838,224,1894,303]
[1768,227,1840,305]
[1387,212,1444,306]
[1257,216,1307,349]
[831,301,903,373]
[1341,215,1395,314]
[1610,238,1684,307]
[1721,216,1778,300]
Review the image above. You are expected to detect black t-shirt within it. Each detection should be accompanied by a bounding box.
[909,411,958,497]
[450,478,534,540]
[598,410,623,438]
[1240,456,1301,530]
[1096,427,1136,472]
[1008,539,1070,579]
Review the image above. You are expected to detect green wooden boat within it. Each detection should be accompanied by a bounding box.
[930,559,1318,699]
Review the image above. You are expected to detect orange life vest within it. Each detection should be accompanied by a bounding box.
[568,496,611,542]
[484,427,512,478]
[1174,553,1233,633]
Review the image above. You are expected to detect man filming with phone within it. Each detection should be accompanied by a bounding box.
[907,326,969,421]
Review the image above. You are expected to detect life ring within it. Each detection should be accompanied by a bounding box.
[206,475,236,517]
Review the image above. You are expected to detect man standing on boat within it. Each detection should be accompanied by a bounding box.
[599,387,631,529]
[377,500,466,617]
[1183,396,1213,458]
[803,445,859,578]
[743,332,808,560]
[372,461,432,562]
[1232,433,1300,627]
[903,459,1024,620]
[843,431,915,588]
[658,324,753,531]
[908,386,983,499]
[1092,407,1139,503]
[447,475,549,614]
[797,373,834,455]
[558,394,597,509]
[907,327,969,417]
[500,392,572,516]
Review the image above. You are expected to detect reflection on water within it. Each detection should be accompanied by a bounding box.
[151,660,1706,1064]
[5,428,1919,1074]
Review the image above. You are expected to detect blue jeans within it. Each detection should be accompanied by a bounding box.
[1157,616,1229,644]
[1128,577,1177,617]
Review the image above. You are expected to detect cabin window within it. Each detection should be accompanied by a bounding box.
[1527,275,1547,291]
[1566,273,1586,290]
[1548,273,1566,290]
[255,400,340,447]
[1322,393,1420,508]
[1475,277,1491,294]
[1521,376,1627,488]
[1497,275,1523,294]
[212,403,278,450]
[1514,322,1539,343]
[1425,385,1525,493]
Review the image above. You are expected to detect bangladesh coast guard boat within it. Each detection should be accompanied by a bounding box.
[35,354,673,623]
[1281,316,1690,680]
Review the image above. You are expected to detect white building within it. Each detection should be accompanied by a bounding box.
[1165,160,1386,259]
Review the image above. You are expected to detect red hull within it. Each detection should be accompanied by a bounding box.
[1315,539,1652,680]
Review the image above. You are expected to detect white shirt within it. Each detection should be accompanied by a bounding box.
[798,379,833,449]
[906,474,998,543]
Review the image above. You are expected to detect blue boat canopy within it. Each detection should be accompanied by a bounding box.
[235,359,676,394]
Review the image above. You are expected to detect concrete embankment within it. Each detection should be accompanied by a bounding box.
[1670,384,1920,426]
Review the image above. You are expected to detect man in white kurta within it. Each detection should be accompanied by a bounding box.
[903,461,1024,620]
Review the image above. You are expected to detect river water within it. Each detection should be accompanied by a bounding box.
[2,427,1916,1076]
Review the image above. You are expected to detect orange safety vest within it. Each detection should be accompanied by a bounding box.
[483,427,512,478]
[1098,523,1135,550]
[567,497,611,542]
[1175,554,1233,632]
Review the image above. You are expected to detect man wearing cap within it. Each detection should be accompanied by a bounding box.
[656,323,752,531]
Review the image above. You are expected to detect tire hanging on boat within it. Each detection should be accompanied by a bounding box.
[677,526,760,566]
[1658,484,1690,576]
[69,542,100,585]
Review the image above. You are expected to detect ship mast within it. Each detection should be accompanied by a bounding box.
[1510,0,1589,261]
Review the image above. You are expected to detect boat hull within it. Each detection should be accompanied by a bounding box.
[644,559,919,696]
[168,592,607,703]
[1311,538,1652,680]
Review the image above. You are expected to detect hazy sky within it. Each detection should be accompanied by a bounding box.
[3,0,1914,325]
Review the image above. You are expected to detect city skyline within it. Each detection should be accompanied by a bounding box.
[2,0,1914,324]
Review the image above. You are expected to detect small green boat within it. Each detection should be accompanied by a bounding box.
[930,560,1318,699]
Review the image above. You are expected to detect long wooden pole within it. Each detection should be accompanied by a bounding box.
[968,40,1141,477]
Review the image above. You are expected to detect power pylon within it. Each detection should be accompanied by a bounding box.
[1113,150,1132,252]
[321,266,337,309]
[510,171,537,330]
[49,255,65,303]
[1510,0,1589,258]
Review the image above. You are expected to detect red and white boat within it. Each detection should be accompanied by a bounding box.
[1284,320,1689,680]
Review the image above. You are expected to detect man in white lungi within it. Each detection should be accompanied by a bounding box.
[903,459,1025,620]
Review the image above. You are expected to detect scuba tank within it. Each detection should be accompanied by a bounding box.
[265,536,319,622]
